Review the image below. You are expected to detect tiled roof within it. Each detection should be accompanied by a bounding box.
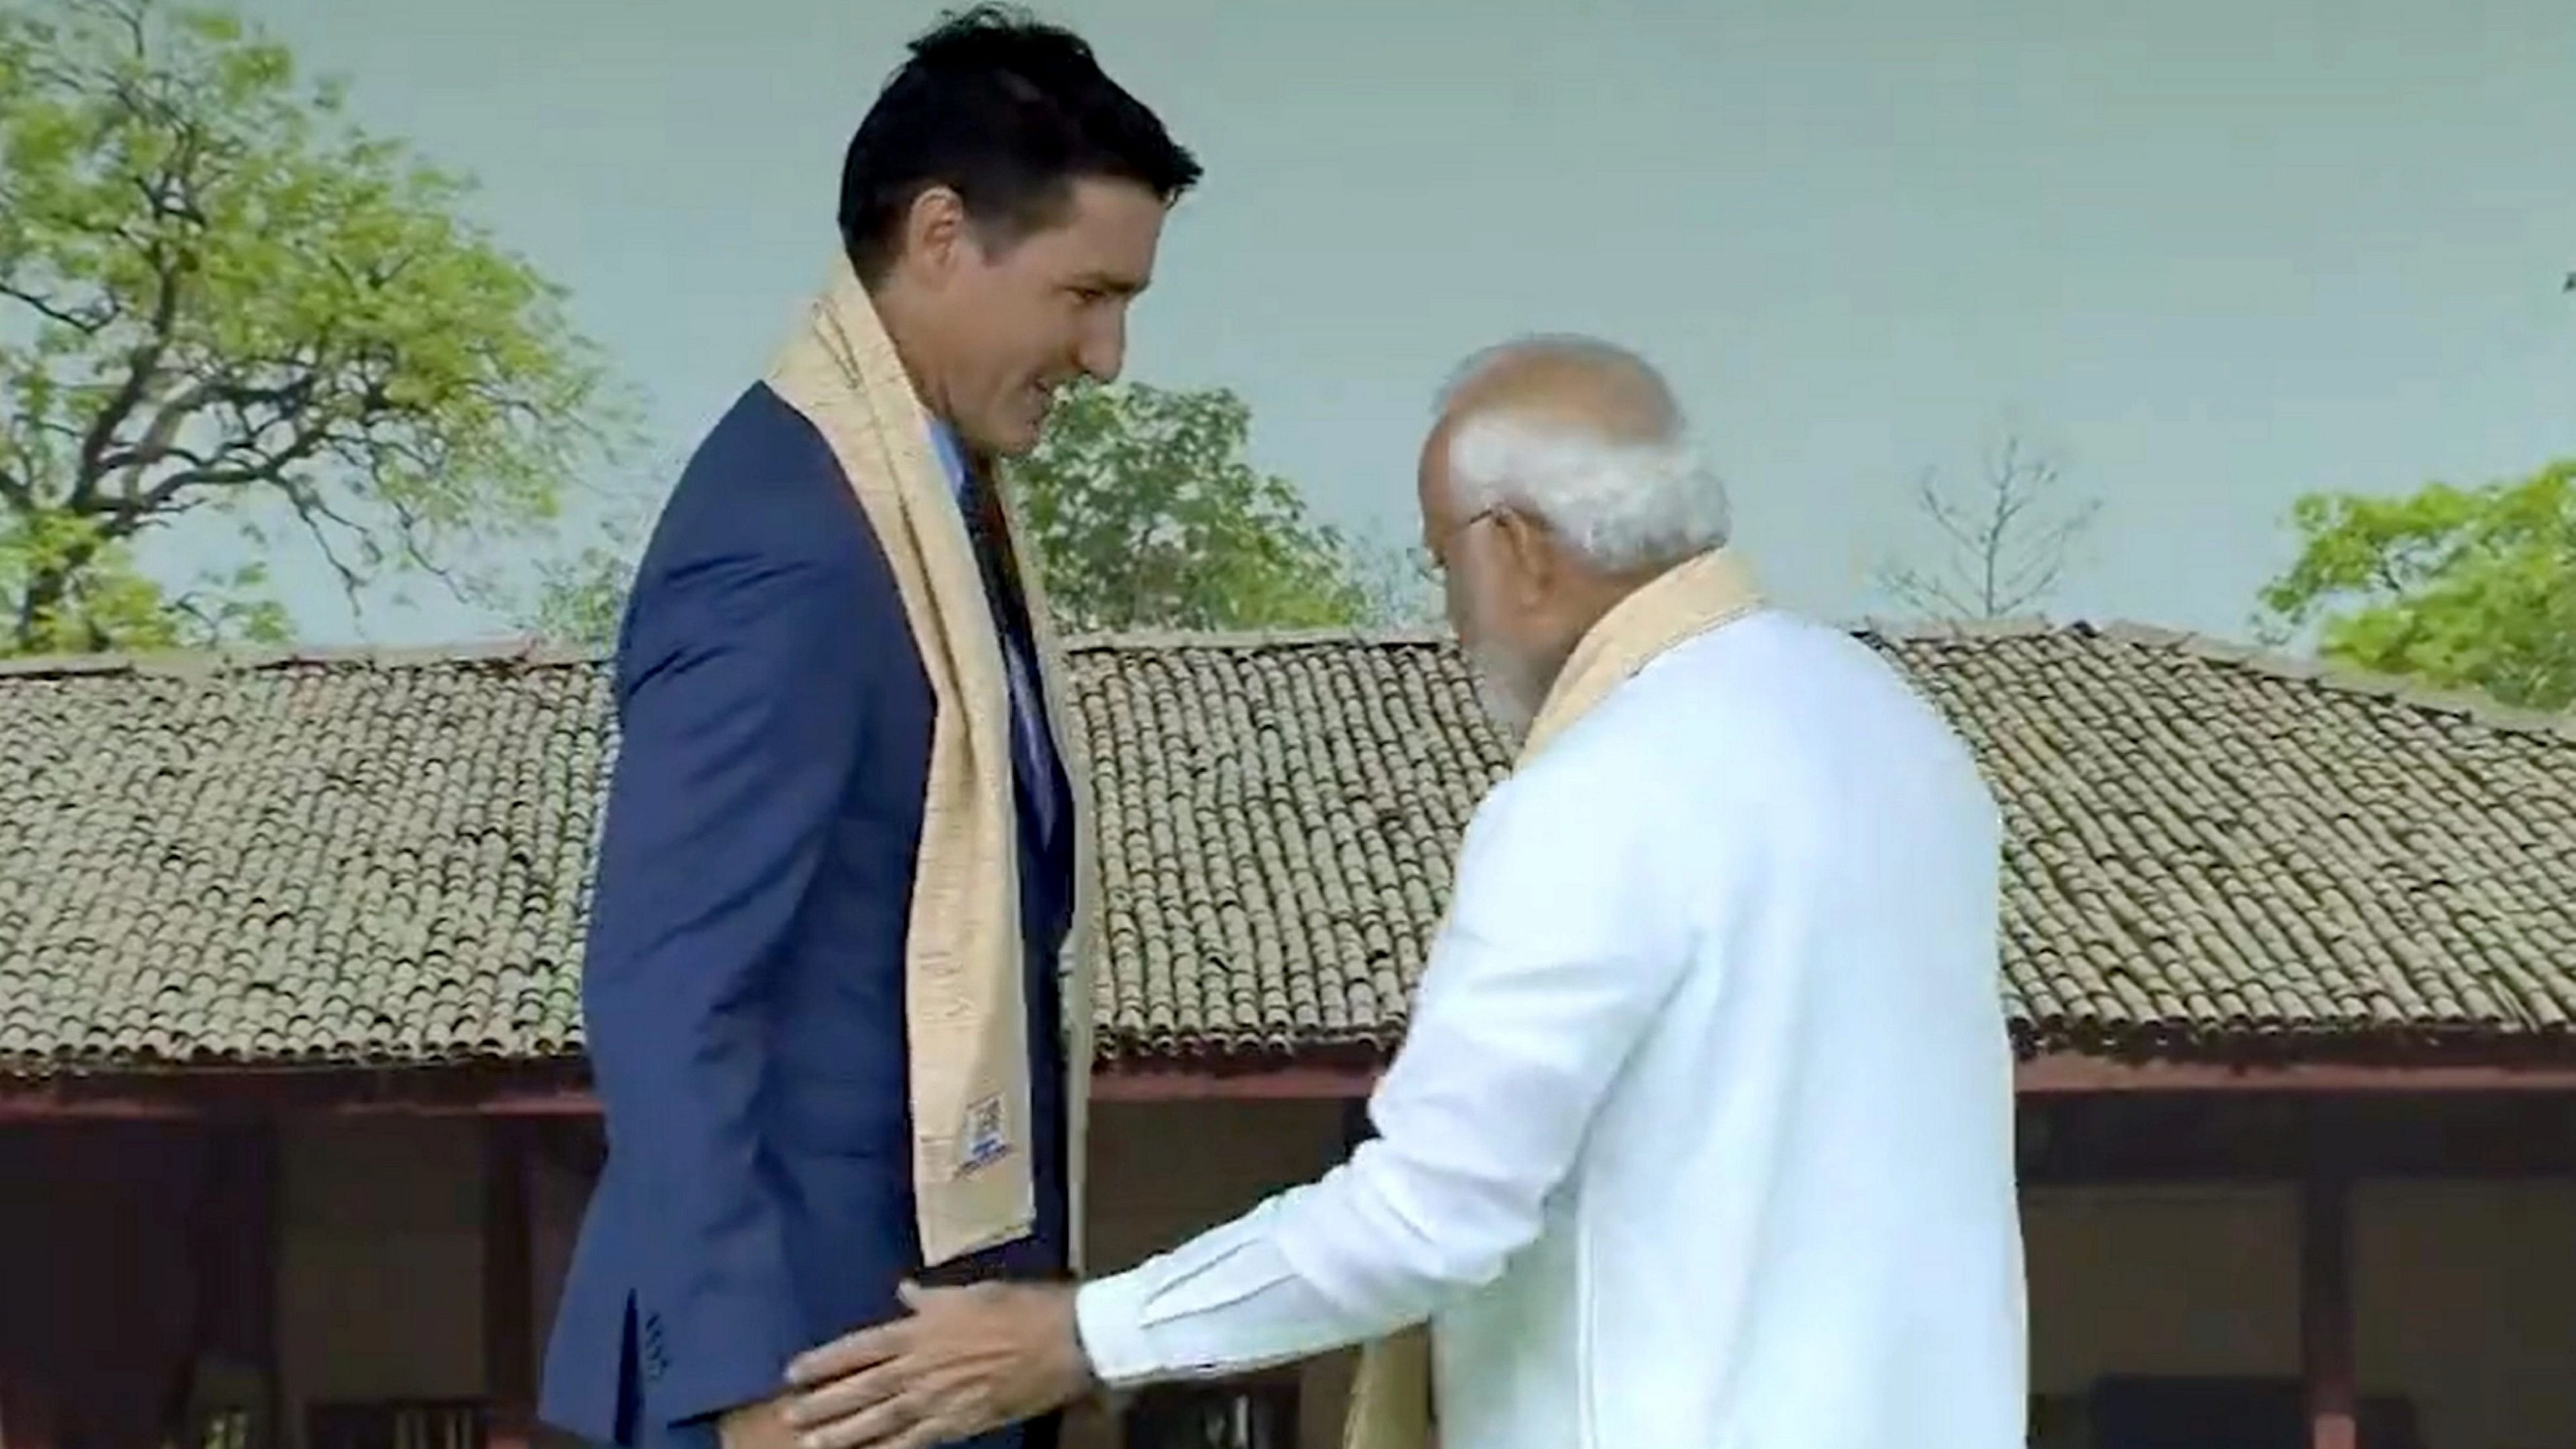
[2,622,2572,1078]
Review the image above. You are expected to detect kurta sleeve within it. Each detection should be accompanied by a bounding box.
[1074,758,1697,1383]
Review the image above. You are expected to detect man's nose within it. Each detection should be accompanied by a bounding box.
[1076,309,1127,382]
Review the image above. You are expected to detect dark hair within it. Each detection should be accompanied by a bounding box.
[838,5,1202,285]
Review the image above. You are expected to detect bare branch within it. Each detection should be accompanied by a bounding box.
[63,258,191,511]
[1875,433,2098,620]
[87,373,218,489]
[160,588,222,640]
[384,491,474,604]
[0,280,117,334]
[274,474,371,606]
[123,409,337,521]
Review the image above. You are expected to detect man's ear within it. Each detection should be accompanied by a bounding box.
[902,185,970,280]
[1492,508,1557,605]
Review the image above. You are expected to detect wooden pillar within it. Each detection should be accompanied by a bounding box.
[0,1128,53,1449]
[2300,1139,2358,1449]
[183,1122,285,1449]
[0,1358,62,1449]
[256,1125,284,1449]
[482,1121,538,1449]
[1,1375,62,1449]
[237,1122,285,1449]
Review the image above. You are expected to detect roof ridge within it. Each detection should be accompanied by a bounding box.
[0,628,1458,674]
[0,636,608,679]
[5,618,2568,740]
[1843,612,2065,641]
[1066,625,1455,651]
[1850,614,2576,741]
[2104,622,2576,740]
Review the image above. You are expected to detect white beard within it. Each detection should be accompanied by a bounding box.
[1467,637,1549,749]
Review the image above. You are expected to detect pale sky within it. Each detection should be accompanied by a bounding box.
[186,0,2576,644]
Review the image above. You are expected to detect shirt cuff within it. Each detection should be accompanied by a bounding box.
[1073,1270,1164,1389]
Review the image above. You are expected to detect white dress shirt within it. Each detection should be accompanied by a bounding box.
[1074,610,2027,1449]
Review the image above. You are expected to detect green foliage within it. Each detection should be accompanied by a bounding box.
[515,385,1421,650]
[1345,533,1444,630]
[1007,379,1396,632]
[521,536,636,648]
[509,487,649,649]
[2257,460,2576,711]
[0,0,625,653]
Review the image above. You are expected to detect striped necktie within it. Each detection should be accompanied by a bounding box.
[958,480,1062,846]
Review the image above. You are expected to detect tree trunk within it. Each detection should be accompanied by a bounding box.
[10,551,100,655]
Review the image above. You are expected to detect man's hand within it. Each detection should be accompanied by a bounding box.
[717,1396,799,1449]
[782,1281,1095,1449]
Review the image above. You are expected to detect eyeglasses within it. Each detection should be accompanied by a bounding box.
[1422,506,1502,573]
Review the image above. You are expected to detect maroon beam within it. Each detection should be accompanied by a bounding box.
[10,1051,2576,1120]
[2015,1056,2576,1093]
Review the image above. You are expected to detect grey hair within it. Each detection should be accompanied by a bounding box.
[1434,335,1732,573]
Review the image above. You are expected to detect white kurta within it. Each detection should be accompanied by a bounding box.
[1074,610,2027,1449]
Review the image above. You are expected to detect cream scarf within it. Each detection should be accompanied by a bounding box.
[1341,546,1764,1449]
[762,255,1099,1269]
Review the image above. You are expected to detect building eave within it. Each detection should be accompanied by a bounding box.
[12,1048,2576,1122]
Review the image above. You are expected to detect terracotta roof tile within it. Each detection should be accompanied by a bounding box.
[3,622,2571,1076]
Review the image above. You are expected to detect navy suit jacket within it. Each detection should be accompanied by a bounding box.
[539,382,1076,1449]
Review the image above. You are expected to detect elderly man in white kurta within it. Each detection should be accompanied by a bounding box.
[777,335,2029,1449]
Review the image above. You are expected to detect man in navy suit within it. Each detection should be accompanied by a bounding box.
[537,10,1200,1449]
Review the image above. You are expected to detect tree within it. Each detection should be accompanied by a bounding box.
[1008,379,1389,632]
[496,458,670,649]
[1346,536,1443,630]
[2257,461,2576,711]
[519,528,640,649]
[1874,434,2099,620]
[517,381,1407,649]
[0,0,623,654]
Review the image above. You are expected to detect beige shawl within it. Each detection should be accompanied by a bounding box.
[1341,546,1764,1449]
[763,255,1099,1269]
